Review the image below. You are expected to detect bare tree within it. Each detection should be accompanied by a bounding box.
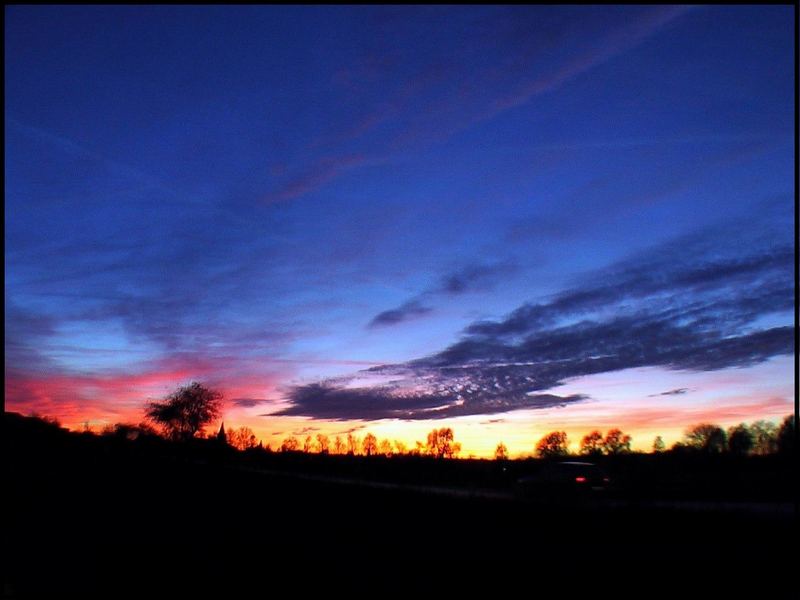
[603,429,632,455]
[362,433,378,456]
[280,436,299,452]
[495,442,509,460]
[228,426,258,450]
[579,431,604,456]
[425,428,461,458]
[346,433,360,455]
[333,435,345,455]
[652,436,666,453]
[316,433,330,454]
[749,420,778,455]
[145,382,223,442]
[394,440,407,455]
[684,423,726,453]
[535,431,569,458]
[379,439,393,456]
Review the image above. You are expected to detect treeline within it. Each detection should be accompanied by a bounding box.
[531,416,795,459]
[268,427,461,458]
[30,381,797,460]
[99,422,464,459]
[89,415,796,461]
[673,418,795,455]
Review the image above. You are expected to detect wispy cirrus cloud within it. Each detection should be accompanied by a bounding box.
[263,6,697,205]
[367,261,518,328]
[263,154,372,205]
[279,213,794,421]
[482,5,694,118]
[7,116,173,195]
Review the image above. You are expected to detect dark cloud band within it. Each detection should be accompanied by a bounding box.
[281,223,794,421]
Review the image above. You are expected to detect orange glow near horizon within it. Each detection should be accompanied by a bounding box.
[7,357,794,458]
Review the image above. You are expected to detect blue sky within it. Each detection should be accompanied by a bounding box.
[5,5,794,454]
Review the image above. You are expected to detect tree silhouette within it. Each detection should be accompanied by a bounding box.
[145,382,222,442]
[727,423,754,456]
[346,433,360,455]
[684,423,726,453]
[362,433,378,456]
[495,442,509,460]
[303,435,314,453]
[280,436,299,452]
[652,436,666,453]
[535,431,569,458]
[425,428,461,458]
[394,440,407,455]
[333,435,345,455]
[379,439,393,456]
[749,420,778,455]
[101,422,158,441]
[579,430,604,456]
[777,414,795,454]
[603,428,632,455]
[228,426,258,450]
[316,433,330,454]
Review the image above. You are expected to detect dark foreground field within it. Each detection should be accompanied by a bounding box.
[4,413,797,596]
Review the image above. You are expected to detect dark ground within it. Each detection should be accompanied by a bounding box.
[4,413,797,596]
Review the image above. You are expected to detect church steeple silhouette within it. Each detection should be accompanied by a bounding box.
[216,422,227,444]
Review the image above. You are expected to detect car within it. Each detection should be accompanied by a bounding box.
[514,461,611,501]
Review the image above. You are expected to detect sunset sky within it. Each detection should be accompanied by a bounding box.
[5,6,795,457]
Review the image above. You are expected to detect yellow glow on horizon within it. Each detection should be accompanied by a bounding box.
[48,357,792,459]
[224,394,793,459]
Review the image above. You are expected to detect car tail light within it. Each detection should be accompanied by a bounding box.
[575,476,587,483]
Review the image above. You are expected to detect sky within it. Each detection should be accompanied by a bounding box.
[5,5,795,457]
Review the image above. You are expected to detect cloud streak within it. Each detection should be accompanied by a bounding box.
[367,261,518,328]
[368,300,433,328]
[261,6,697,205]
[264,154,371,204]
[484,6,693,118]
[649,388,690,397]
[7,116,173,195]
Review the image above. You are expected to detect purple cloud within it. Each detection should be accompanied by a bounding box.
[279,216,793,421]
